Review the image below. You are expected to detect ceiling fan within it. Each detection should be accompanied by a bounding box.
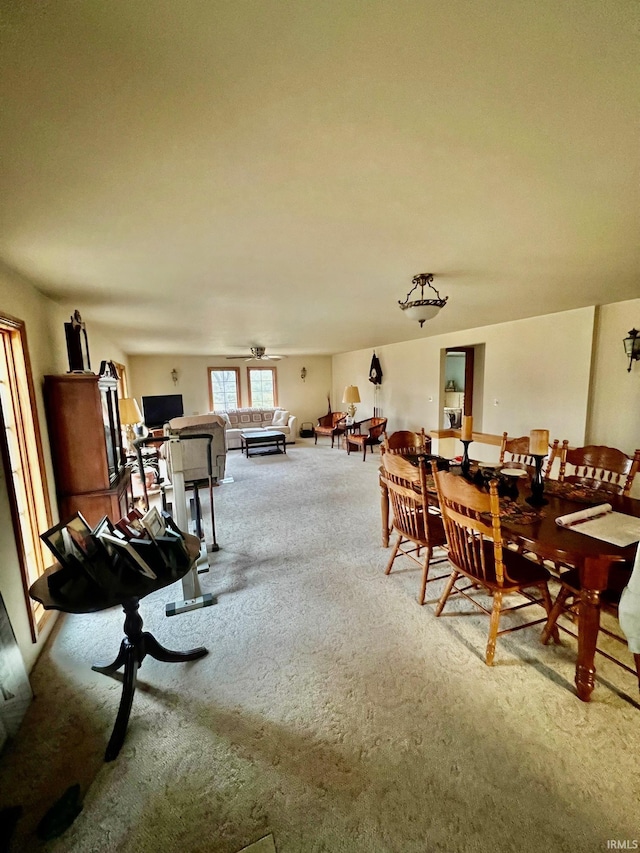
[226,346,285,362]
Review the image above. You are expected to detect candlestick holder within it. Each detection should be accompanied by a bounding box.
[526,453,548,506]
[460,439,472,477]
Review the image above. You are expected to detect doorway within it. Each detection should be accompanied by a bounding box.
[442,345,483,429]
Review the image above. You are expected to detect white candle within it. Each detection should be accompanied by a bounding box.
[529,429,549,456]
[461,416,473,441]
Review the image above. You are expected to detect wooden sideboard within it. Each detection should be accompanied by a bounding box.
[44,373,132,527]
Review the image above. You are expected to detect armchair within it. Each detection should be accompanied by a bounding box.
[314,411,348,447]
[345,417,388,461]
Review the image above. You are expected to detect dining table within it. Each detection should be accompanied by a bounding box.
[379,456,640,702]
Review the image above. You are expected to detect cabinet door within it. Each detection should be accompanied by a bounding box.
[45,375,110,494]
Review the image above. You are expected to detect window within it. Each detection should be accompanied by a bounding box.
[208,367,240,411]
[247,367,277,408]
[0,314,53,639]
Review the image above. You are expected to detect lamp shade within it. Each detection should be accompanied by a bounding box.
[119,397,142,426]
[342,385,361,405]
[401,303,444,324]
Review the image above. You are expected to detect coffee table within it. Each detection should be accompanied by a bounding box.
[241,429,286,457]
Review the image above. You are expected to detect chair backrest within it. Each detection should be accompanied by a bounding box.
[432,465,508,585]
[317,411,347,428]
[558,443,640,496]
[383,429,431,456]
[499,432,560,479]
[368,417,387,441]
[381,452,430,544]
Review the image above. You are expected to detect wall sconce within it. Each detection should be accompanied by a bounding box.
[171,368,178,385]
[398,273,448,327]
[300,366,307,382]
[624,329,640,372]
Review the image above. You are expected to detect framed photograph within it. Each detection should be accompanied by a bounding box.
[161,510,186,540]
[115,509,146,539]
[141,507,165,540]
[40,514,95,567]
[99,533,158,580]
[65,513,98,556]
[64,310,92,373]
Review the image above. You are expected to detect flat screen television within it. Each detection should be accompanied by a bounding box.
[141,394,184,428]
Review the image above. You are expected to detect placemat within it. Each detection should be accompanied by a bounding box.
[481,499,544,526]
[544,480,607,503]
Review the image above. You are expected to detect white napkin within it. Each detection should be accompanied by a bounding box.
[555,503,613,528]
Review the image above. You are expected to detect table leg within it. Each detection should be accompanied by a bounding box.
[142,632,207,663]
[575,587,601,701]
[104,642,139,762]
[575,555,610,702]
[91,640,128,676]
[92,597,208,760]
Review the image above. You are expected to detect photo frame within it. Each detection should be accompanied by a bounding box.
[64,310,92,373]
[141,507,165,540]
[40,514,95,568]
[99,533,158,580]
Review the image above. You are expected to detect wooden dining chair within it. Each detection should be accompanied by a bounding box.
[314,411,348,447]
[345,417,387,461]
[558,444,640,496]
[431,464,558,665]
[541,559,640,689]
[382,429,431,456]
[381,453,449,605]
[499,432,560,478]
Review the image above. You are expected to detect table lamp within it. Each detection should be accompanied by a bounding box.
[119,397,143,454]
[343,385,361,420]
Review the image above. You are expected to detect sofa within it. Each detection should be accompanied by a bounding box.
[215,407,297,450]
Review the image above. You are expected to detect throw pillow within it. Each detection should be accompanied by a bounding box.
[272,409,289,426]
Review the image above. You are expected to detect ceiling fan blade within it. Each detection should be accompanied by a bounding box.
[225,351,286,361]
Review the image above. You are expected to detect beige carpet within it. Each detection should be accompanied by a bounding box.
[2,440,640,852]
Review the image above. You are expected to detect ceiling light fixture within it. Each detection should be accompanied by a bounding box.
[624,328,640,372]
[398,273,448,327]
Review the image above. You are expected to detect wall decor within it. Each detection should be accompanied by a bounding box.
[64,310,92,373]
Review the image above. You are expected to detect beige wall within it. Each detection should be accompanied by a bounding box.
[128,355,333,435]
[0,265,128,671]
[333,307,596,462]
[587,299,640,454]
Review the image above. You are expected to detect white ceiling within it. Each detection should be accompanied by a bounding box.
[1,1,638,357]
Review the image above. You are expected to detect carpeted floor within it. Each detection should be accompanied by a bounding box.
[1,440,640,852]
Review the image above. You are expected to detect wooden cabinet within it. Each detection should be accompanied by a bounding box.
[44,372,132,527]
